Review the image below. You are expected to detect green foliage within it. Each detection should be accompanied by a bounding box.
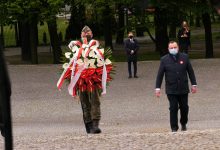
[6,0,65,23]
[0,1,9,25]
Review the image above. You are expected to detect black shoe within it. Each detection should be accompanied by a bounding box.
[181,124,187,131]
[171,127,178,132]
[134,75,138,78]
[90,120,101,134]
[128,76,132,78]
[171,129,178,132]
[85,122,93,134]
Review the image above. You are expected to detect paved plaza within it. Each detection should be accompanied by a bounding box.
[1,59,220,149]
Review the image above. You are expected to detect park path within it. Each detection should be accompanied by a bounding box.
[1,59,220,149]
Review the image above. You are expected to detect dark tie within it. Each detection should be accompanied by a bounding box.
[173,55,177,61]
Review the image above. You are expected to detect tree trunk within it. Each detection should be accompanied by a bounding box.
[195,15,201,27]
[169,22,176,39]
[47,17,62,64]
[65,0,79,41]
[14,23,20,47]
[20,20,31,61]
[116,4,125,44]
[202,12,214,58]
[103,5,113,49]
[189,11,194,26]
[18,21,23,47]
[0,25,4,50]
[211,11,216,22]
[155,7,169,56]
[146,27,156,43]
[65,0,85,41]
[29,16,38,64]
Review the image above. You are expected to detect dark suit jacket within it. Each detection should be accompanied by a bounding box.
[156,53,197,94]
[124,38,139,61]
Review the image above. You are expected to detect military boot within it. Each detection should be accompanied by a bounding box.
[85,122,93,134]
[90,119,101,134]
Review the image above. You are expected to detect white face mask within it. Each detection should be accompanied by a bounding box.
[169,48,178,55]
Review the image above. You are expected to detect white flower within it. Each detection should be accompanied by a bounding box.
[96,48,104,59]
[97,58,112,67]
[88,59,96,68]
[99,48,104,54]
[83,58,91,68]
[65,52,72,59]
[71,45,78,53]
[76,58,96,68]
[89,50,98,58]
[62,63,69,69]
[105,59,112,65]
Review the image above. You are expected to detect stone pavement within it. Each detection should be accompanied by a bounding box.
[1,59,220,149]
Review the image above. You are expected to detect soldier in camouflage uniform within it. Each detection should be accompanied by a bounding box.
[69,26,101,134]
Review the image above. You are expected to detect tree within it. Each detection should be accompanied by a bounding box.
[47,17,63,64]
[102,4,113,49]
[201,0,214,58]
[0,0,9,51]
[154,6,169,56]
[115,3,125,44]
[7,0,40,63]
[80,0,114,48]
[65,0,86,41]
[40,0,64,63]
[192,0,214,58]
[7,0,64,64]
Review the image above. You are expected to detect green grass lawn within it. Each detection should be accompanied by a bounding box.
[3,18,220,64]
[3,18,220,47]
[3,18,69,47]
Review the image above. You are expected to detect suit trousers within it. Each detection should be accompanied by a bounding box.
[128,60,137,77]
[167,94,189,130]
[79,90,101,123]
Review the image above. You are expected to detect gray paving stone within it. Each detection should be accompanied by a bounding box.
[1,59,220,149]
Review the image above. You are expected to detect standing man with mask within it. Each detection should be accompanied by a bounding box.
[124,32,139,78]
[155,41,197,132]
[68,26,101,134]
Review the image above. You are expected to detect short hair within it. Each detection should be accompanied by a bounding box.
[168,41,178,46]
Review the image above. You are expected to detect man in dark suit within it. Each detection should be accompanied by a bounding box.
[124,32,139,78]
[155,41,197,132]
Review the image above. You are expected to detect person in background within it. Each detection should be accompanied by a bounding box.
[155,41,197,132]
[124,32,139,78]
[178,21,191,54]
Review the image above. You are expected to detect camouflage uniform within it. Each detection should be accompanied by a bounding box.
[78,26,101,134]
